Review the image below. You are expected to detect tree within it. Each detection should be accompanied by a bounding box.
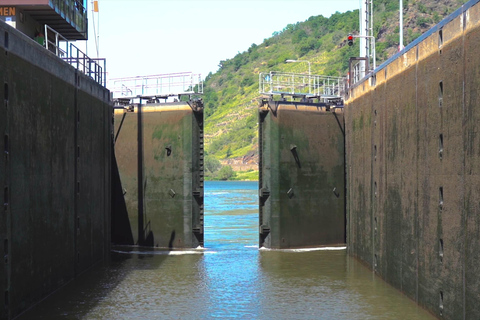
[205,155,221,173]
[225,147,232,159]
[217,165,236,180]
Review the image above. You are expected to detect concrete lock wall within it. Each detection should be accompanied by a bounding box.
[258,101,345,249]
[345,1,480,318]
[0,21,111,319]
[114,102,204,249]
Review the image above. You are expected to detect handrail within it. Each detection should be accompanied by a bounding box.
[44,24,68,57]
[109,72,203,99]
[259,71,346,99]
[44,24,107,87]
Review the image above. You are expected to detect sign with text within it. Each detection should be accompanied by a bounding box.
[0,7,16,16]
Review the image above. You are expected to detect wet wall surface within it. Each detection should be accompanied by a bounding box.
[345,1,480,319]
[114,103,204,249]
[0,21,111,319]
[259,101,345,249]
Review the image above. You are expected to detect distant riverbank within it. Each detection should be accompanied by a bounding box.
[205,169,258,181]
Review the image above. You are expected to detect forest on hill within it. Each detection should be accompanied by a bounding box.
[203,0,468,180]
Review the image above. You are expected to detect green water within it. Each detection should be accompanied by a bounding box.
[19,181,435,319]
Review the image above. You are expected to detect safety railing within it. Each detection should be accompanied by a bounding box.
[109,72,203,99]
[349,61,364,87]
[64,45,106,86]
[259,72,346,99]
[44,24,68,57]
[44,24,106,86]
[348,57,370,88]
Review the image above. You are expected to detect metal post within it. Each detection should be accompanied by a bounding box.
[360,1,367,78]
[399,0,404,51]
[44,25,48,51]
[269,71,273,93]
[137,100,145,245]
[372,37,376,70]
[307,61,311,94]
[370,0,374,67]
[365,0,371,59]
[55,32,58,56]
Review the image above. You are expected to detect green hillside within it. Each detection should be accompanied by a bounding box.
[203,0,467,170]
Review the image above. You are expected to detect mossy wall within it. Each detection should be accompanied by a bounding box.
[259,101,345,249]
[114,103,204,249]
[345,1,480,318]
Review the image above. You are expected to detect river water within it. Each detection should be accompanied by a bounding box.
[19,181,435,319]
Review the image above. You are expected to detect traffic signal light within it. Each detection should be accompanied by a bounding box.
[347,34,354,46]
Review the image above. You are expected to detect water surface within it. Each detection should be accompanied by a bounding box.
[19,181,435,319]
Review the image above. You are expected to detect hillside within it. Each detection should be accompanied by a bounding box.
[203,0,468,172]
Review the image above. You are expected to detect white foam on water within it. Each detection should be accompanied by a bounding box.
[259,246,347,252]
[112,248,217,256]
[165,250,206,256]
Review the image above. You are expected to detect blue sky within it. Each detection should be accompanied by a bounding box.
[81,0,360,81]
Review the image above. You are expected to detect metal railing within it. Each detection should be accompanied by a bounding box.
[349,58,366,87]
[109,72,203,99]
[45,24,68,57]
[259,72,346,99]
[44,24,106,86]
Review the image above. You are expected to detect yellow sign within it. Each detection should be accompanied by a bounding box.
[0,7,15,16]
[93,1,99,12]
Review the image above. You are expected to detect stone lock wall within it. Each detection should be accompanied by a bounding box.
[0,21,111,319]
[345,1,480,318]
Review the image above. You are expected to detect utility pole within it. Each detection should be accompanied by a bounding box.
[360,1,367,78]
[360,0,374,77]
[91,0,100,57]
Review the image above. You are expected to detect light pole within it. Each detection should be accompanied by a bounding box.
[286,59,311,94]
[285,59,311,76]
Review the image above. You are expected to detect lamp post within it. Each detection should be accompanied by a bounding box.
[285,59,311,76]
[286,59,311,94]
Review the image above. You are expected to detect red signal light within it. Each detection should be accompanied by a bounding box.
[347,34,354,46]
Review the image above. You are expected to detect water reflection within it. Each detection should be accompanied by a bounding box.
[19,181,435,319]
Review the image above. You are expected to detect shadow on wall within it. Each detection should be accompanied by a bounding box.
[169,230,176,249]
[111,147,134,246]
